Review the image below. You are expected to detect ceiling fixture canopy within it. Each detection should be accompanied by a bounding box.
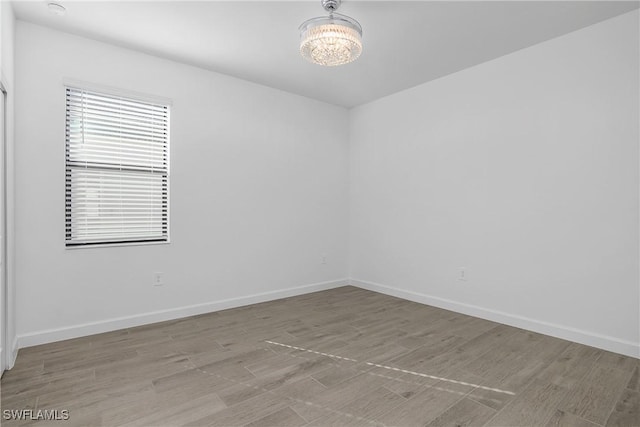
[299,0,363,67]
[47,2,66,16]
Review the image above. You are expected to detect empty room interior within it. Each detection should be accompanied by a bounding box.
[0,0,638,426]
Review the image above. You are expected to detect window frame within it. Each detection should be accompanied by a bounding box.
[63,81,171,249]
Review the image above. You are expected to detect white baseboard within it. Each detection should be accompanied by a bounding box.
[16,277,638,359]
[2,336,18,371]
[17,278,348,349]
[10,336,17,368]
[351,278,639,359]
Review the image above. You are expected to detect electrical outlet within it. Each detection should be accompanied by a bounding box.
[153,272,164,286]
[321,254,327,265]
[458,267,467,281]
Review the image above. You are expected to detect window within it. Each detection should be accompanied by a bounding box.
[65,86,169,247]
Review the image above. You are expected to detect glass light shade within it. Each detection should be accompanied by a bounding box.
[299,15,363,66]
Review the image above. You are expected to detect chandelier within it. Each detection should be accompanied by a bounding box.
[299,0,363,66]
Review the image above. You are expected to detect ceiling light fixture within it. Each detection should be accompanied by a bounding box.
[47,2,66,16]
[299,0,363,67]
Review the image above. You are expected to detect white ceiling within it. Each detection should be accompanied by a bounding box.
[12,1,639,107]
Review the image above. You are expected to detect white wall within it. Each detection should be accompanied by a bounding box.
[13,11,640,358]
[0,0,17,368]
[15,22,349,346]
[349,11,639,357]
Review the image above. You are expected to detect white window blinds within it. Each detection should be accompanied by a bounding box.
[65,87,169,247]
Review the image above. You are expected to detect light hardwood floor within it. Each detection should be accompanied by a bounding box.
[1,286,638,426]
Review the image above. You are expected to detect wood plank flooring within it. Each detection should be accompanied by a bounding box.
[1,286,638,426]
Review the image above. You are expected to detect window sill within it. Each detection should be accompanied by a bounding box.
[65,240,171,250]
